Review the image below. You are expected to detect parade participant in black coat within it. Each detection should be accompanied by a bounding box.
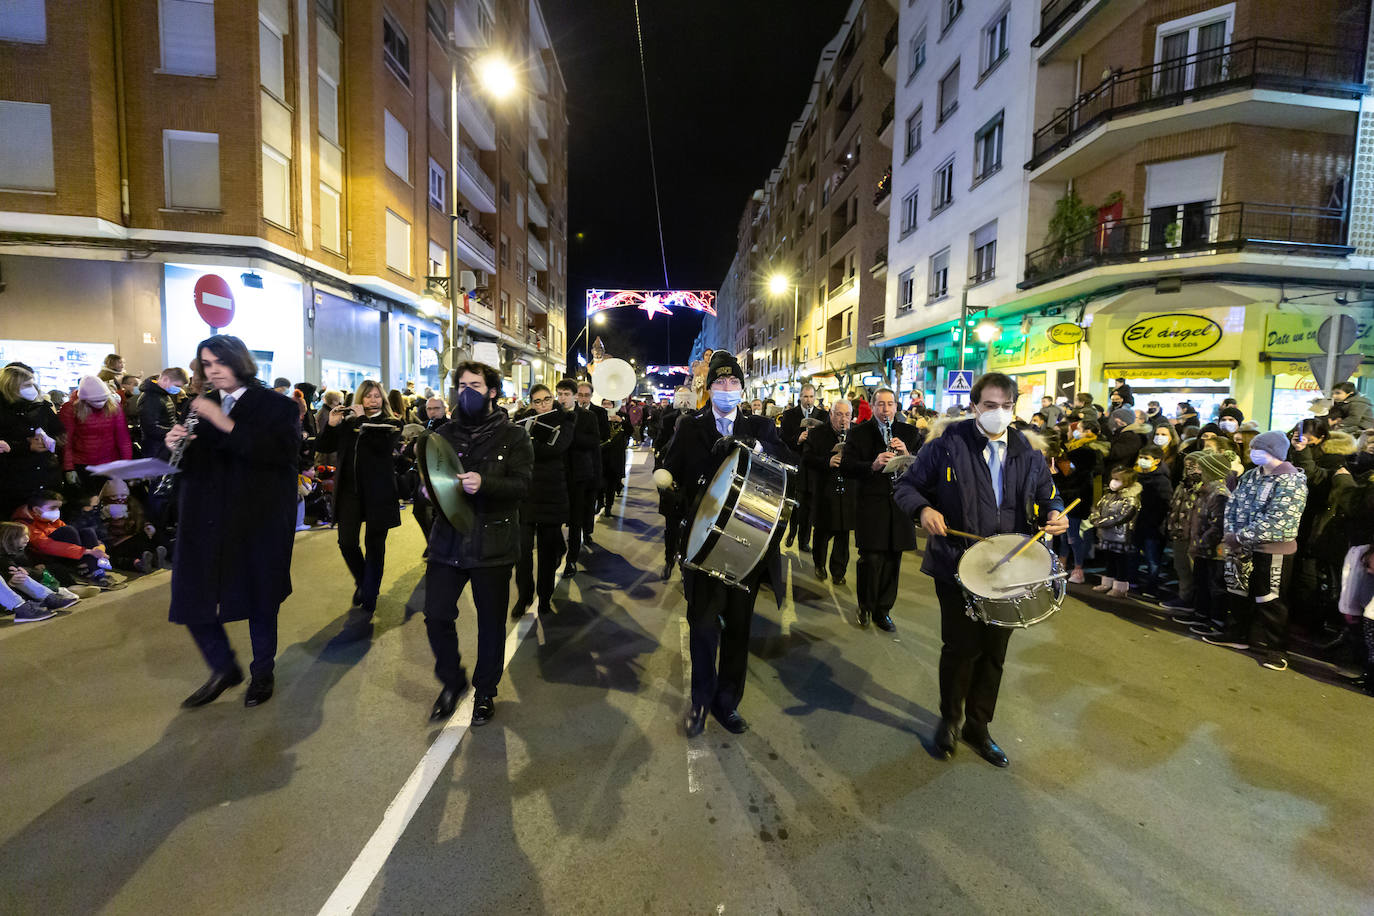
[663,350,792,738]
[0,363,64,517]
[894,372,1066,768]
[556,378,600,577]
[424,361,534,725]
[779,383,824,552]
[653,387,693,580]
[408,396,450,538]
[137,369,188,461]
[315,379,404,632]
[803,399,857,583]
[513,385,573,617]
[599,410,630,515]
[840,388,917,630]
[165,335,301,709]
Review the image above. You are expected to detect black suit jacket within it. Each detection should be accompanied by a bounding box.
[840,418,918,552]
[779,404,823,452]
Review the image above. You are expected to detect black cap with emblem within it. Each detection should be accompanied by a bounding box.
[706,350,744,386]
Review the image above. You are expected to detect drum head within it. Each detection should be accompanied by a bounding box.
[959,534,1054,596]
[685,447,744,560]
[417,432,474,534]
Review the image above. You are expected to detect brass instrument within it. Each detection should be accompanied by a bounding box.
[154,408,199,495]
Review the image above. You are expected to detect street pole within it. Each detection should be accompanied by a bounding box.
[957,285,969,373]
[791,283,799,398]
[448,59,467,370]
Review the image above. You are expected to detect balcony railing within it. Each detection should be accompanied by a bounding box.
[527,281,548,312]
[877,98,894,136]
[528,183,549,227]
[456,218,496,270]
[829,275,857,298]
[1028,38,1366,169]
[873,165,892,208]
[870,316,885,339]
[1021,201,1351,288]
[458,143,496,205]
[828,334,853,351]
[1032,0,1095,49]
[881,24,897,64]
[872,246,888,271]
[529,142,549,184]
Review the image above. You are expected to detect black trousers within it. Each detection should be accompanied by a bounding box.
[1192,556,1225,623]
[857,549,903,616]
[48,525,101,576]
[1228,550,1293,653]
[187,612,278,679]
[787,488,812,548]
[812,526,851,576]
[933,577,1013,733]
[336,501,390,611]
[516,521,565,607]
[566,481,593,562]
[663,508,683,563]
[423,563,511,695]
[684,567,759,711]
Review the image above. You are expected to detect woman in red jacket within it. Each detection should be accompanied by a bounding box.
[59,376,131,487]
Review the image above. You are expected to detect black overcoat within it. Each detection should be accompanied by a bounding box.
[315,413,404,529]
[840,418,919,552]
[168,386,301,624]
[524,407,574,525]
[803,422,858,531]
[0,395,63,514]
[426,413,534,569]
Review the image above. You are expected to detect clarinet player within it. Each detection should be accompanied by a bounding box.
[165,335,301,709]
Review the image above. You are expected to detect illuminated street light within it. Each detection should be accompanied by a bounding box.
[476,54,518,99]
[768,273,791,297]
[593,312,607,325]
[975,321,1000,343]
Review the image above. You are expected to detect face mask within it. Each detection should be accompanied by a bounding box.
[19,384,40,401]
[165,385,182,395]
[976,407,1013,437]
[1153,433,1170,447]
[711,389,743,413]
[457,386,489,419]
[1184,469,1202,482]
[1147,407,1159,416]
[106,504,128,519]
[1071,428,1084,440]
[673,395,693,410]
[1137,458,1156,471]
[1108,479,1124,491]
[39,508,60,521]
[1249,450,1273,467]
[1219,419,1238,433]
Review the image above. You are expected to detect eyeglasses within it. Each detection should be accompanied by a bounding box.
[531,396,553,405]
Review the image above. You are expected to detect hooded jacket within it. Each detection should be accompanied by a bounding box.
[1224,462,1307,554]
[137,377,179,460]
[1335,393,1374,433]
[58,399,132,470]
[1088,481,1140,551]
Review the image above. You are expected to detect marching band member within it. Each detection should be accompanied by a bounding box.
[652,386,693,581]
[803,398,856,584]
[841,387,917,631]
[513,384,574,618]
[556,378,600,578]
[663,350,791,737]
[779,384,823,552]
[893,372,1066,767]
[166,335,301,709]
[423,362,533,724]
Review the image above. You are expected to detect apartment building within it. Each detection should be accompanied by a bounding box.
[880,0,1374,426]
[693,0,898,403]
[0,0,568,396]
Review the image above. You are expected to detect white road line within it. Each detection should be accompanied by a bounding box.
[679,616,707,794]
[317,611,537,916]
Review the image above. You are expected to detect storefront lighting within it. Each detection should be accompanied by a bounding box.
[975,321,999,343]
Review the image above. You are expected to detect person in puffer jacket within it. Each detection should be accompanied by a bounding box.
[1181,449,1233,631]
[1203,431,1307,671]
[1087,466,1140,597]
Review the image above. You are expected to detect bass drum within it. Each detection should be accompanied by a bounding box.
[681,444,794,590]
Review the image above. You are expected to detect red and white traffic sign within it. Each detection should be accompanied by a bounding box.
[193,273,235,328]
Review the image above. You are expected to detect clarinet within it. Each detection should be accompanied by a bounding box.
[154,408,199,495]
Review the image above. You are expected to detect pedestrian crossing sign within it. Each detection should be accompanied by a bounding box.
[946,370,974,393]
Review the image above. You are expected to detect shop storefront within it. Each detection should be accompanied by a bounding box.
[1263,311,1374,431]
[0,339,114,394]
[311,289,382,393]
[388,310,444,394]
[163,264,305,384]
[988,318,1081,418]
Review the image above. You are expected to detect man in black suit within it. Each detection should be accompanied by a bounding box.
[663,351,791,738]
[557,378,600,577]
[803,399,857,584]
[165,335,301,710]
[652,386,693,580]
[576,380,610,545]
[841,387,917,631]
[779,383,824,552]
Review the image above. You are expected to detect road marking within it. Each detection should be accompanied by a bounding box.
[679,616,707,794]
[317,611,537,916]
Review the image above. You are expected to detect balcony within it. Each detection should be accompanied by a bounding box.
[527,280,548,314]
[451,0,491,49]
[529,96,549,141]
[527,234,549,271]
[458,144,497,213]
[529,142,549,185]
[1028,38,1365,175]
[829,275,857,299]
[455,217,497,273]
[529,53,549,94]
[1033,0,1097,49]
[528,180,548,227]
[881,24,898,79]
[877,98,894,147]
[1021,201,1351,289]
[827,334,854,352]
[870,246,888,280]
[457,84,497,151]
[869,316,885,339]
[873,165,891,211]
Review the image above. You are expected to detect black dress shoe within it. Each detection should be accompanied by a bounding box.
[872,613,896,632]
[244,674,274,707]
[855,608,870,627]
[933,720,958,759]
[430,684,464,721]
[814,566,827,581]
[182,667,244,708]
[785,531,796,548]
[799,541,811,553]
[962,729,1009,767]
[561,562,576,579]
[661,560,672,581]
[832,575,847,586]
[471,694,495,726]
[712,707,749,734]
[684,704,708,737]
[537,601,554,616]
[511,596,533,620]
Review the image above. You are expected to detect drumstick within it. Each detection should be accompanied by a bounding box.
[986,498,1081,572]
[942,528,987,541]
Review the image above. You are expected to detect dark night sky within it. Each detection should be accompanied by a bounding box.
[543,0,852,377]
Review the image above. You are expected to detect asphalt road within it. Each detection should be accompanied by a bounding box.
[2,448,1371,915]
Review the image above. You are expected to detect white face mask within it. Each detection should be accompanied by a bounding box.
[106,504,128,519]
[1153,433,1170,447]
[39,508,60,521]
[19,384,41,401]
[1108,479,1124,491]
[1071,428,1084,440]
[976,407,1013,437]
[1219,419,1238,433]
[1250,450,1273,467]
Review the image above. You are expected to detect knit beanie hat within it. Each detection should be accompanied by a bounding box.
[1191,449,1231,482]
[78,375,110,404]
[1251,430,1290,462]
[1109,407,1135,428]
[706,350,744,386]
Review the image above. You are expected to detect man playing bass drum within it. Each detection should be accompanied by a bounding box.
[663,350,792,738]
[893,372,1066,768]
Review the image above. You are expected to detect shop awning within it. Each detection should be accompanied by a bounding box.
[1102,361,1237,382]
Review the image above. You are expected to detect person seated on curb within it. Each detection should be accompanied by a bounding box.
[11,491,118,589]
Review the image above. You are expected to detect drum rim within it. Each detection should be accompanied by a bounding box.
[954,533,1062,628]
[683,446,749,566]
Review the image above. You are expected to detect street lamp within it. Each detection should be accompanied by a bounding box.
[769,271,800,395]
[975,321,1000,343]
[568,310,607,368]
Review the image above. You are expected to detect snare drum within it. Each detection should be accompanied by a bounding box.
[955,533,1066,628]
[681,444,795,590]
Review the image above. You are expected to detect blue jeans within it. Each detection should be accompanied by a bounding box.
[1137,534,1164,588]
[1064,518,1089,568]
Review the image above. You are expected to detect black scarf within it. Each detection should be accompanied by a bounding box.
[449,405,509,460]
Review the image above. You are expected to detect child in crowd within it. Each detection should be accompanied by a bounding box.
[296,461,317,531]
[1161,452,1205,612]
[1088,466,1141,598]
[1338,544,1374,696]
[0,520,87,622]
[1177,450,1233,632]
[1132,444,1174,598]
[98,478,167,573]
[10,491,116,588]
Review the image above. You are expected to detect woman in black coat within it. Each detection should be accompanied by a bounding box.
[513,385,574,616]
[314,379,403,625]
[0,364,64,517]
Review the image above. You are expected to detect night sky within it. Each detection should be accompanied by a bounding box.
[543,0,852,378]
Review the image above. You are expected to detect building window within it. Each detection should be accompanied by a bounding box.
[385,209,411,275]
[500,290,509,324]
[163,129,219,209]
[982,10,1009,76]
[0,0,45,42]
[383,109,408,182]
[500,177,511,202]
[941,0,964,33]
[900,188,918,236]
[904,106,922,159]
[928,248,950,302]
[0,101,54,191]
[932,157,954,214]
[499,234,509,267]
[382,10,409,86]
[971,221,997,284]
[937,62,959,124]
[262,145,290,227]
[318,76,339,143]
[425,0,446,38]
[319,184,342,252]
[428,159,446,210]
[907,27,926,82]
[973,111,1003,183]
[428,240,447,277]
[159,0,216,76]
[897,268,915,311]
[258,14,286,99]
[1155,8,1233,94]
[428,74,449,134]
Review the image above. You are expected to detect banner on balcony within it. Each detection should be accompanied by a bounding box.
[585,289,718,321]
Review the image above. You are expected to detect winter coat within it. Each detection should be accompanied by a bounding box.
[1290,433,1354,543]
[10,506,88,560]
[58,400,132,470]
[779,404,825,452]
[1057,435,1107,518]
[1188,481,1229,560]
[804,422,858,532]
[523,408,574,525]
[839,418,919,553]
[566,406,602,483]
[137,379,179,461]
[1338,545,1374,621]
[1104,423,1149,476]
[601,422,630,487]
[1088,483,1140,552]
[1224,463,1308,554]
[893,419,1062,580]
[1134,467,1173,542]
[168,386,301,624]
[1165,475,1203,541]
[1308,467,1365,565]
[425,411,533,569]
[314,413,404,529]
[0,395,63,514]
[1335,393,1374,434]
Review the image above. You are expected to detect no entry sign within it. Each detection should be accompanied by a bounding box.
[193,274,235,328]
